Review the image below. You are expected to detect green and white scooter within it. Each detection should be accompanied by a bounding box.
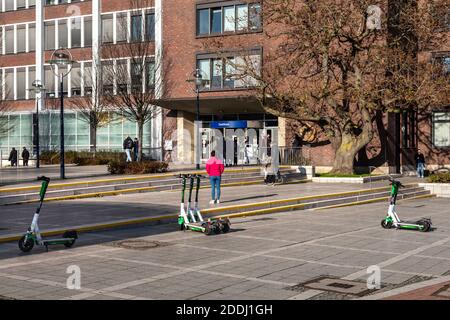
[177,174,230,235]
[18,176,78,252]
[381,177,432,232]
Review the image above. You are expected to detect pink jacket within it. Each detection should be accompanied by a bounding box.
[206,157,224,177]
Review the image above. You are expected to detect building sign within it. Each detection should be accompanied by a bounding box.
[211,121,248,129]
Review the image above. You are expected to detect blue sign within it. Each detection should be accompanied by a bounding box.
[211,121,248,129]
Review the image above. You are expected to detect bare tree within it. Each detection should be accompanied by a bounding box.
[67,61,112,153]
[102,0,170,161]
[212,0,449,173]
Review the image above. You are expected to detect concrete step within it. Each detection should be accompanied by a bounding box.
[0,168,304,205]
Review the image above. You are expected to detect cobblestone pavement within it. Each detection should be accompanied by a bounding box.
[0,197,449,300]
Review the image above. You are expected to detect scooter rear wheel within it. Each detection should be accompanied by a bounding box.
[222,219,231,233]
[62,231,77,248]
[381,219,393,229]
[18,236,34,253]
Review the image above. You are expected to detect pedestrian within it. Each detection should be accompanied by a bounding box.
[206,150,224,205]
[123,136,134,162]
[22,147,30,167]
[8,147,18,167]
[133,137,139,161]
[415,149,426,178]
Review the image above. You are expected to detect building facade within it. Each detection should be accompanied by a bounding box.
[0,0,449,172]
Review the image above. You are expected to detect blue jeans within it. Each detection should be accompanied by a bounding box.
[417,163,425,178]
[210,176,221,201]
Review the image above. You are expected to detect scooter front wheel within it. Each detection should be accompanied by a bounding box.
[418,220,431,232]
[18,235,34,252]
[381,219,393,229]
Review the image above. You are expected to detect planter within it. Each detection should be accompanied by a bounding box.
[312,174,401,184]
[418,183,450,198]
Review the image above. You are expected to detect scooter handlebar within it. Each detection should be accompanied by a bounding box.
[37,176,50,182]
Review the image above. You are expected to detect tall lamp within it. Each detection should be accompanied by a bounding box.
[46,49,77,180]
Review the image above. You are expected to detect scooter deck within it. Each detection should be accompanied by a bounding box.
[42,238,76,245]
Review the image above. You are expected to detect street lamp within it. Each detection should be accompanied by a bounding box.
[46,49,77,180]
[27,80,46,169]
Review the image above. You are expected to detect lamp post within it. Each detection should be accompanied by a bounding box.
[194,69,203,170]
[46,49,77,180]
[28,80,46,169]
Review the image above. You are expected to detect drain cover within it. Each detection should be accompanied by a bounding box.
[288,276,376,297]
[432,284,450,299]
[106,239,171,250]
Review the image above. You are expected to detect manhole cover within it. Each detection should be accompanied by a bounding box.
[432,284,450,299]
[287,276,377,297]
[106,239,172,250]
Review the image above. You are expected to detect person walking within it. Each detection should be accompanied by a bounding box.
[22,147,30,167]
[8,148,18,167]
[123,136,134,162]
[133,137,139,162]
[415,149,426,178]
[206,150,224,205]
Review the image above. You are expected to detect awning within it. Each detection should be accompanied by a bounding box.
[154,95,264,115]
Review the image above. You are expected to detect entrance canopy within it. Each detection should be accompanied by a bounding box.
[154,96,264,115]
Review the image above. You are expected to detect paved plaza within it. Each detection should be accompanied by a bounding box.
[0,196,449,300]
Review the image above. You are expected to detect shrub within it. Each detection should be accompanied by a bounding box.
[40,150,124,165]
[108,160,169,175]
[427,172,450,183]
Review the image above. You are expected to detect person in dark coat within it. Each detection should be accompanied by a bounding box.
[22,147,30,166]
[133,138,139,161]
[415,149,426,178]
[8,148,18,167]
[123,136,134,162]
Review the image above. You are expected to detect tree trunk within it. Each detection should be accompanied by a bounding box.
[138,121,144,162]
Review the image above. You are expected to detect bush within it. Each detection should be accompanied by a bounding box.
[40,150,124,165]
[427,172,450,183]
[108,160,169,175]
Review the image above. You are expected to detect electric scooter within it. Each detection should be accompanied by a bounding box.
[381,177,432,232]
[18,176,78,252]
[177,174,231,235]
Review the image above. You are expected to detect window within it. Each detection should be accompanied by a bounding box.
[83,62,92,96]
[58,20,68,48]
[211,8,222,34]
[17,25,26,52]
[197,9,209,35]
[29,0,36,7]
[71,17,82,47]
[433,112,450,147]
[5,26,14,54]
[102,61,114,94]
[28,66,36,99]
[44,66,56,97]
[45,21,56,50]
[84,16,92,46]
[145,12,155,41]
[249,3,262,30]
[29,23,36,51]
[146,60,155,89]
[5,1,14,11]
[16,68,26,100]
[17,0,26,9]
[116,12,128,43]
[71,63,81,96]
[131,60,143,92]
[4,69,14,100]
[197,3,261,36]
[102,14,113,43]
[196,51,261,90]
[236,4,249,31]
[116,59,128,93]
[131,14,142,42]
[224,6,235,32]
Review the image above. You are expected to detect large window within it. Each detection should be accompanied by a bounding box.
[71,17,82,47]
[116,12,128,43]
[5,26,14,54]
[45,21,56,50]
[197,2,262,36]
[145,12,155,41]
[16,68,26,100]
[17,25,26,52]
[145,60,155,90]
[58,19,68,48]
[17,0,26,9]
[28,66,36,99]
[4,69,14,100]
[84,16,92,46]
[131,13,142,42]
[28,23,36,51]
[433,112,450,148]
[4,0,14,11]
[197,51,261,90]
[44,65,56,97]
[83,62,92,96]
[102,14,113,43]
[71,63,82,96]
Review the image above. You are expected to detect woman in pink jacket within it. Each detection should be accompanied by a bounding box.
[205,150,224,204]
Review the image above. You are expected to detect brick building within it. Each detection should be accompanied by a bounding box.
[0,0,449,172]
